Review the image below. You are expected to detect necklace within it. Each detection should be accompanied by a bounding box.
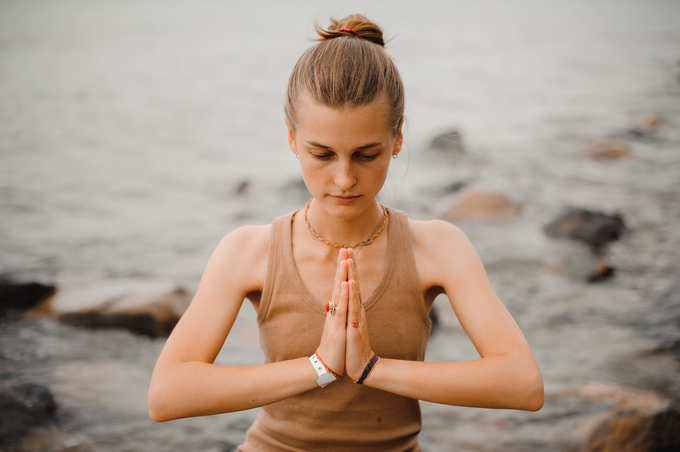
[303,198,389,250]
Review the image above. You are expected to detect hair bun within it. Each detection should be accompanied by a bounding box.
[314,14,385,47]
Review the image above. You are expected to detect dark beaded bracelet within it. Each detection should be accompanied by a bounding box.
[356,354,379,385]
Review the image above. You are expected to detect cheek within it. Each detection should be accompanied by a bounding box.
[366,163,389,180]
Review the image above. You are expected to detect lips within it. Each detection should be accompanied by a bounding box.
[331,195,360,199]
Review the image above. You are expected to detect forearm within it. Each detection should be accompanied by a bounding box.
[364,354,543,411]
[148,357,318,422]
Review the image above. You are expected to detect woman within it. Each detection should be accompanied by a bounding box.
[148,13,544,451]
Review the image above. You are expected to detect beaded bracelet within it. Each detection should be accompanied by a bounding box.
[315,352,342,379]
[356,354,379,384]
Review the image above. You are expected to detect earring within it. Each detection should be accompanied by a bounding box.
[392,154,398,159]
[295,153,299,159]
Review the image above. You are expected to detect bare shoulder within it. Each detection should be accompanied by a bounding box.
[220,223,271,295]
[406,217,468,289]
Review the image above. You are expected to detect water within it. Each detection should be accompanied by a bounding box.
[2,0,680,450]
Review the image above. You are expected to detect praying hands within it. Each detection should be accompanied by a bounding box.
[314,247,378,384]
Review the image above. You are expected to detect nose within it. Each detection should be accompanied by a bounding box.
[333,159,357,193]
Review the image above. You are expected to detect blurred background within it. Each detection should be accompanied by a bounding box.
[1,0,679,451]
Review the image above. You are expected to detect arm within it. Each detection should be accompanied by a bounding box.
[347,221,544,411]
[148,225,320,422]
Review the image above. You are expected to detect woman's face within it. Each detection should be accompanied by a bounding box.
[286,91,403,217]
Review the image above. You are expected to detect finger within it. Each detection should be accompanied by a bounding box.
[347,252,356,281]
[335,281,349,325]
[349,279,361,329]
[329,250,348,314]
[334,248,349,285]
[358,291,368,331]
[347,256,361,298]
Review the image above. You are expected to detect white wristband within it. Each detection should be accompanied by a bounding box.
[309,353,336,388]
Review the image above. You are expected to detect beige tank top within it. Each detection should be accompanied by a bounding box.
[237,205,432,451]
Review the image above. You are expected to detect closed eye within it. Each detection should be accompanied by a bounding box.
[312,153,380,161]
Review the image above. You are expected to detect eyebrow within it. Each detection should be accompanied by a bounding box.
[304,141,383,151]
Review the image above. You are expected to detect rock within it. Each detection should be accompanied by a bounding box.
[574,381,667,412]
[640,278,680,361]
[587,139,632,160]
[544,381,671,451]
[234,179,250,195]
[443,191,522,222]
[59,311,161,337]
[649,339,680,361]
[13,426,94,452]
[0,277,56,318]
[428,129,464,155]
[23,278,191,338]
[0,382,57,450]
[583,405,680,452]
[586,260,616,283]
[543,207,626,255]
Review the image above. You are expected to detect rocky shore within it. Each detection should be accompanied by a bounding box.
[2,1,680,450]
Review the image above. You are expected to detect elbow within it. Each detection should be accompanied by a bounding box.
[148,405,162,423]
[148,374,173,422]
[148,388,166,423]
[148,393,175,423]
[524,369,544,411]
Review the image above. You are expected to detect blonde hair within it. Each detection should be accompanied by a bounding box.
[284,14,405,136]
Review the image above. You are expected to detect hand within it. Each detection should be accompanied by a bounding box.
[344,248,376,382]
[315,248,350,377]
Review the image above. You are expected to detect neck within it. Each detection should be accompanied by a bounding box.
[306,197,384,251]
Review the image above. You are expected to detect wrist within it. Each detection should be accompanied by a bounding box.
[354,353,380,385]
[315,351,342,379]
[309,352,338,388]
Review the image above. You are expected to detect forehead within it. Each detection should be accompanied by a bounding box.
[295,92,391,145]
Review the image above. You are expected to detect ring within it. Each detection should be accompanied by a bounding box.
[325,299,336,316]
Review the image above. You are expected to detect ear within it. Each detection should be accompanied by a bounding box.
[392,117,404,156]
[285,117,297,156]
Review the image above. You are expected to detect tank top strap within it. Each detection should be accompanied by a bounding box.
[256,209,297,322]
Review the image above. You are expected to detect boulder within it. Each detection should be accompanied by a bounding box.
[573,381,667,412]
[543,207,626,255]
[583,405,680,452]
[0,277,56,318]
[443,191,522,222]
[0,382,57,450]
[547,381,672,451]
[23,278,191,338]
